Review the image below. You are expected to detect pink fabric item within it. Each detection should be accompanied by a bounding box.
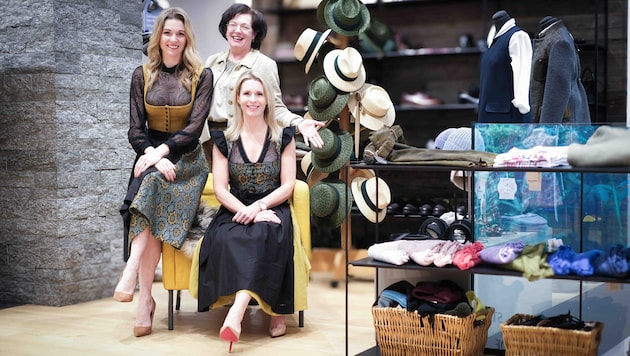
[400,239,446,266]
[453,242,484,270]
[433,241,465,267]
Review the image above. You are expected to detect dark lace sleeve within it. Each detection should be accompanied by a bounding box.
[128,66,151,155]
[165,68,214,154]
[210,130,229,158]
[280,126,296,153]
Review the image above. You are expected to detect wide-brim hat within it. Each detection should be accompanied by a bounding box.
[311,127,353,173]
[317,0,332,29]
[300,151,330,187]
[348,84,395,131]
[294,28,332,74]
[324,0,371,37]
[359,18,397,54]
[323,47,366,93]
[310,179,353,228]
[351,176,391,223]
[307,75,349,121]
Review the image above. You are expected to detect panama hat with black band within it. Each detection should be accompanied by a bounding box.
[323,46,366,93]
[294,28,332,74]
[351,176,392,223]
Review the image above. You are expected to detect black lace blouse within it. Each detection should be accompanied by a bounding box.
[128,64,213,156]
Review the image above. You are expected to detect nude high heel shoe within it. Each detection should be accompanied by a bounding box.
[113,270,136,303]
[133,298,156,337]
[269,315,286,338]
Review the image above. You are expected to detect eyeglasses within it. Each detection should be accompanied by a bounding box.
[227,21,252,32]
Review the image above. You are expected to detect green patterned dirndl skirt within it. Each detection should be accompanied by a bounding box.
[128,144,209,249]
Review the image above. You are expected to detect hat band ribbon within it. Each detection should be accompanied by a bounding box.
[304,32,322,64]
[361,182,381,212]
[334,58,355,82]
[333,12,360,31]
[319,134,343,163]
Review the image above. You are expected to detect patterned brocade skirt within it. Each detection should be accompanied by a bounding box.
[128,144,209,249]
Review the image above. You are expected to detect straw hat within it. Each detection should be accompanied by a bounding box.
[310,179,353,228]
[307,75,349,121]
[300,151,330,187]
[311,127,354,173]
[347,84,395,131]
[294,28,332,74]
[324,0,370,37]
[359,18,397,54]
[351,176,392,223]
[323,46,366,93]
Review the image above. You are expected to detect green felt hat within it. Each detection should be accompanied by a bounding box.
[359,18,397,54]
[324,0,371,37]
[310,179,353,228]
[311,127,353,173]
[307,75,349,122]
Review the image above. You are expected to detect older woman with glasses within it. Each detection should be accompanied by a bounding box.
[201,3,324,167]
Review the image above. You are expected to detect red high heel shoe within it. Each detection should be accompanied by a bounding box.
[219,325,241,353]
[133,298,156,337]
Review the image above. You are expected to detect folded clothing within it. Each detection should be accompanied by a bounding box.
[479,240,525,265]
[453,241,484,270]
[594,244,630,277]
[412,279,464,305]
[368,240,409,265]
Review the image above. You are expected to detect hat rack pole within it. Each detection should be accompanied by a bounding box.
[334,33,354,285]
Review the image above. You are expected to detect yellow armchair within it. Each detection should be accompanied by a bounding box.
[161,173,311,330]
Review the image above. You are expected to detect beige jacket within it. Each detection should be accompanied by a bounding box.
[200,49,301,142]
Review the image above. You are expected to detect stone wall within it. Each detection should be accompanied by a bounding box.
[0,0,141,306]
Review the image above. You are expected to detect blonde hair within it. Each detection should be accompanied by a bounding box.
[225,71,282,143]
[145,7,202,91]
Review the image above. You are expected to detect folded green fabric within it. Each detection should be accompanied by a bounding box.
[503,243,555,281]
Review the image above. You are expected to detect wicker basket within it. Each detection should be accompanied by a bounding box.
[500,313,604,356]
[372,306,494,356]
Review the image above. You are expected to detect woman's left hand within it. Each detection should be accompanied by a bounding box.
[253,209,281,224]
[298,119,325,149]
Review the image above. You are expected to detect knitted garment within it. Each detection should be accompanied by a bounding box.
[594,244,630,278]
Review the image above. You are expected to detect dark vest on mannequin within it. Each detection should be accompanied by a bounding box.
[530,17,591,123]
[478,12,532,123]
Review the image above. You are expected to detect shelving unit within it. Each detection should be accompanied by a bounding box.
[344,161,630,355]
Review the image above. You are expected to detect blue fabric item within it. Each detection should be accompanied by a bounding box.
[570,249,604,276]
[377,295,397,308]
[594,244,630,278]
[380,289,408,308]
[547,245,576,275]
